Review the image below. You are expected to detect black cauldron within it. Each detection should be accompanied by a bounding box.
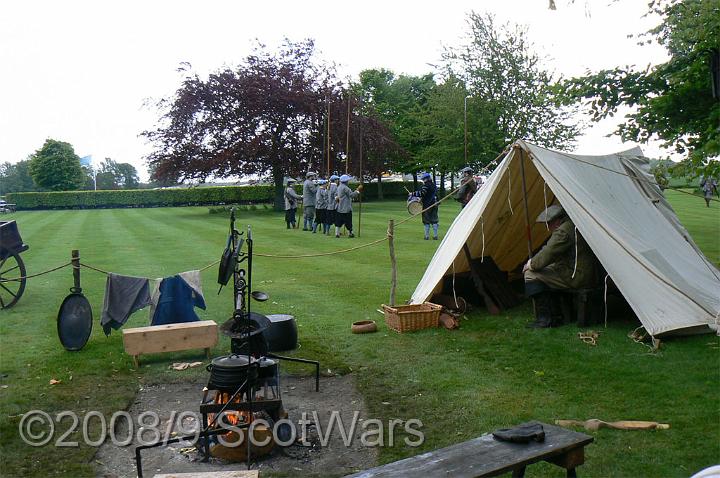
[263,314,298,352]
[206,354,258,391]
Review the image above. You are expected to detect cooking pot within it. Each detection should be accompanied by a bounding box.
[257,357,278,380]
[263,314,298,352]
[206,354,258,391]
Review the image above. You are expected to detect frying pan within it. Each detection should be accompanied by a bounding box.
[57,290,92,351]
[57,252,92,351]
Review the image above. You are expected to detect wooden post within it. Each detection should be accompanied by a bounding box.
[388,220,397,306]
[518,148,534,259]
[345,94,351,174]
[327,100,331,175]
[71,250,81,291]
[358,118,364,237]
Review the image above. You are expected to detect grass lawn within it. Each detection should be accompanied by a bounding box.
[1,191,718,477]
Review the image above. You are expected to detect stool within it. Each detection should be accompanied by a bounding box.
[572,288,604,327]
[556,288,604,327]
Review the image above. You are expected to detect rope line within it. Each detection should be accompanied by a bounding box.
[79,257,222,277]
[79,263,110,275]
[199,259,221,272]
[255,236,388,258]
[0,261,72,283]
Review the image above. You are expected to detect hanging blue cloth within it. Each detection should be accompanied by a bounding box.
[150,275,206,326]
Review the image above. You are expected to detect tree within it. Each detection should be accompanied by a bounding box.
[412,76,468,189]
[558,0,720,177]
[145,40,397,209]
[28,139,85,191]
[353,70,435,175]
[0,159,39,194]
[94,158,140,189]
[442,12,581,168]
[145,40,335,210]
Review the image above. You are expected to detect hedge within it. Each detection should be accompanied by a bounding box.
[6,181,419,210]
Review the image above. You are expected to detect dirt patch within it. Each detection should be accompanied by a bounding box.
[95,374,377,477]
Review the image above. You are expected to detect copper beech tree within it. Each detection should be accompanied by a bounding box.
[143,39,397,209]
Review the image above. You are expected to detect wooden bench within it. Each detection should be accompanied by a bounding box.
[123,320,218,368]
[345,421,593,478]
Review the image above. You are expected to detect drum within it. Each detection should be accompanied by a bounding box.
[407,196,423,215]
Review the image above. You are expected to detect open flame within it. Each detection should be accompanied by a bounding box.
[211,391,254,429]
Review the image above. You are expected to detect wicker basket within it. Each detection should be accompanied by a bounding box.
[382,302,442,333]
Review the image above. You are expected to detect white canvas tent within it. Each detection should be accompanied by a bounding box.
[411,140,720,337]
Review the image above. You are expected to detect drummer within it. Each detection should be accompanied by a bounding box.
[410,172,439,240]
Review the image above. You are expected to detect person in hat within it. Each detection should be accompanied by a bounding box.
[314,179,329,234]
[326,174,340,235]
[410,172,439,240]
[522,204,598,328]
[302,171,318,231]
[456,166,478,208]
[284,179,302,229]
[700,176,718,207]
[334,174,363,238]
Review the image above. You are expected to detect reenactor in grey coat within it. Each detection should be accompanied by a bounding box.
[334,174,363,238]
[326,174,339,234]
[314,179,329,234]
[302,171,318,231]
[284,179,302,229]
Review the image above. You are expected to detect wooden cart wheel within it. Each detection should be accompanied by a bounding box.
[0,251,26,309]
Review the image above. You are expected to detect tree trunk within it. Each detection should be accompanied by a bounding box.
[412,172,418,191]
[450,172,455,190]
[440,171,446,197]
[273,168,284,211]
[377,173,383,200]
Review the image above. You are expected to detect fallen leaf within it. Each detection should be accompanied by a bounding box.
[49,379,61,385]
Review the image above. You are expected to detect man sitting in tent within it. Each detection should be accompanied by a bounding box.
[523,205,598,328]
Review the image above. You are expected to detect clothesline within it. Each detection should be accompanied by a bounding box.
[79,258,221,277]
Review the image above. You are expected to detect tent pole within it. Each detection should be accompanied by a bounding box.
[518,148,534,258]
[327,98,331,176]
[346,93,351,174]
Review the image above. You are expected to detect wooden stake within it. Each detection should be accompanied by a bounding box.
[71,249,81,291]
[388,220,397,306]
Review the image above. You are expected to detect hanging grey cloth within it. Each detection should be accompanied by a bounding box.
[101,273,151,336]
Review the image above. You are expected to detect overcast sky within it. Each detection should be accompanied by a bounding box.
[0,0,668,180]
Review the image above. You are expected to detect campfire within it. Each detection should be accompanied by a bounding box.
[134,216,320,478]
[199,350,285,462]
